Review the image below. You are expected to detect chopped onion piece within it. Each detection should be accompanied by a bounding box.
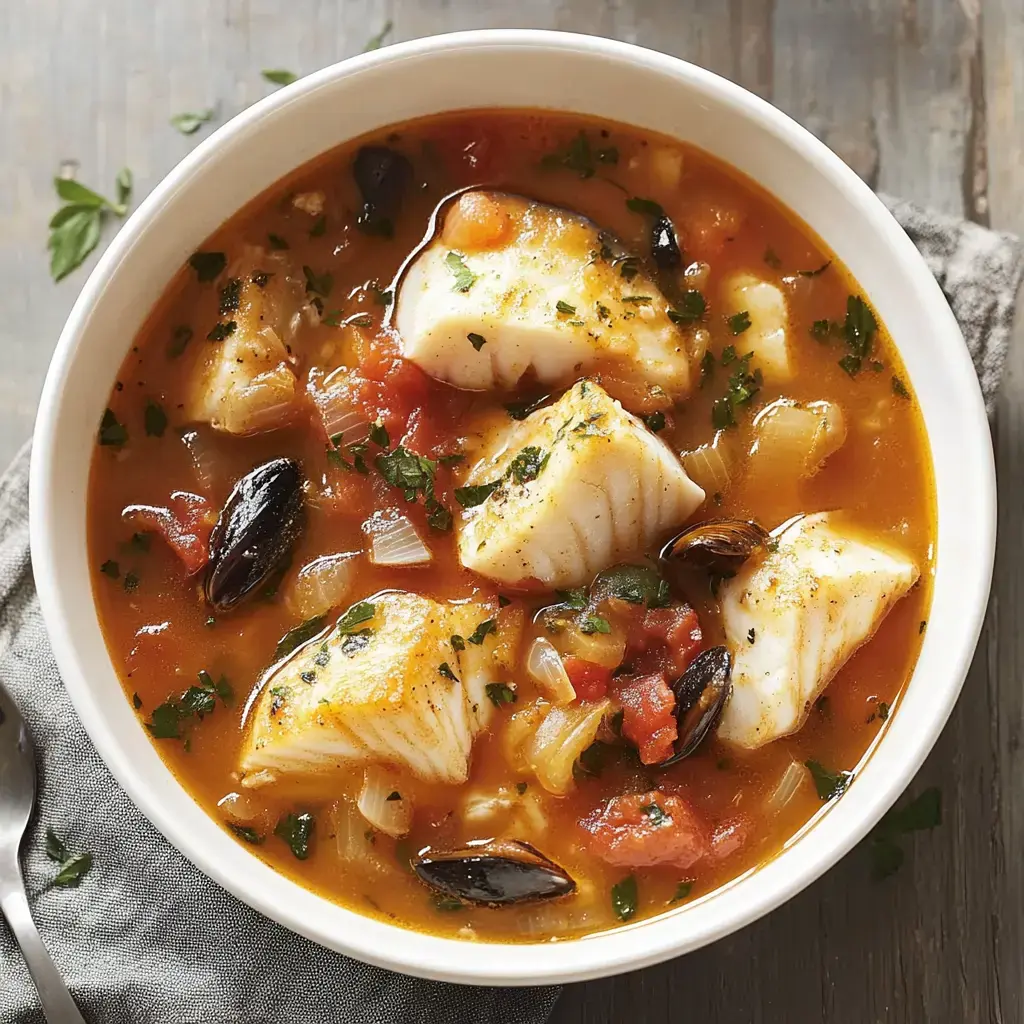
[179,427,228,499]
[366,513,432,566]
[310,375,370,445]
[766,759,811,815]
[461,787,516,825]
[526,637,576,705]
[286,552,360,619]
[502,699,549,773]
[527,698,612,795]
[682,434,731,495]
[750,398,846,482]
[217,791,265,828]
[561,623,626,671]
[357,766,412,837]
[329,799,386,870]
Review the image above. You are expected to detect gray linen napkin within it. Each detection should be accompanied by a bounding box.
[0,198,1021,1024]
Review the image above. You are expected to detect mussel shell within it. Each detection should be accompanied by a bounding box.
[656,646,732,767]
[413,840,576,907]
[650,215,682,270]
[205,458,305,611]
[352,145,412,216]
[659,518,769,575]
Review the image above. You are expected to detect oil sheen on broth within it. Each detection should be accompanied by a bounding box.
[87,111,935,942]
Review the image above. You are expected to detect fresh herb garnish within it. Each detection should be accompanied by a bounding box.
[837,294,878,375]
[798,260,832,277]
[336,601,376,635]
[670,881,693,903]
[699,350,715,386]
[274,615,328,661]
[167,324,193,358]
[763,247,782,269]
[625,197,664,217]
[878,701,890,721]
[48,172,132,281]
[45,830,93,888]
[170,109,214,135]
[143,400,167,438]
[375,445,437,500]
[262,69,298,86]
[132,692,142,709]
[364,19,394,51]
[445,251,477,292]
[555,299,577,316]
[667,291,706,324]
[267,233,289,250]
[508,446,550,485]
[641,802,672,827]
[642,411,666,433]
[123,571,140,593]
[454,481,501,508]
[590,564,670,607]
[504,395,549,420]
[621,295,652,305]
[274,811,314,859]
[611,875,638,921]
[432,894,464,912]
[892,375,910,399]
[438,662,459,683]
[98,409,128,447]
[369,420,390,448]
[539,131,607,179]
[302,265,333,297]
[467,332,487,351]
[467,619,497,645]
[711,351,762,429]
[450,634,466,652]
[805,759,851,801]
[228,824,263,844]
[516,781,528,795]
[867,787,941,880]
[727,310,752,335]
[188,251,226,282]
[206,321,237,341]
[557,588,588,611]
[486,682,518,707]
[580,615,611,635]
[810,319,834,342]
[218,277,243,315]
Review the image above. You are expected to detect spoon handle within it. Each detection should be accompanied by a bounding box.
[1,885,87,1023]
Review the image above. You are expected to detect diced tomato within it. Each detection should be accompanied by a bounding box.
[709,815,751,862]
[579,791,710,869]
[122,491,214,575]
[626,604,703,678]
[562,657,612,702]
[612,671,677,765]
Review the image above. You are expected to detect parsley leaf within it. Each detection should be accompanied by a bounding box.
[486,682,518,707]
[798,260,832,277]
[580,615,611,635]
[727,310,752,335]
[274,811,314,859]
[50,850,93,889]
[467,619,497,645]
[99,559,119,578]
[642,411,666,432]
[508,446,550,485]
[455,480,501,508]
[611,875,638,921]
[364,19,394,51]
[467,332,487,351]
[336,601,376,635]
[206,321,237,341]
[504,395,549,421]
[143,400,167,438]
[539,131,602,178]
[805,759,851,801]
[667,291,706,324]
[670,881,693,903]
[188,251,226,282]
[228,824,264,844]
[867,787,941,880]
[838,294,878,375]
[641,802,672,827]
[263,69,298,86]
[274,615,328,661]
[625,197,664,217]
[555,299,577,315]
[892,375,911,399]
[170,109,214,135]
[375,445,437,499]
[445,251,477,292]
[711,351,762,429]
[438,662,459,682]
[98,408,128,447]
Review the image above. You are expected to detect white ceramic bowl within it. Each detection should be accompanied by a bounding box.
[30,30,994,985]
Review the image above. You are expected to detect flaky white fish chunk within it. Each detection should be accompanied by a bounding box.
[240,592,497,785]
[717,513,919,749]
[187,247,308,434]
[456,381,704,588]
[720,272,792,383]
[395,191,693,396]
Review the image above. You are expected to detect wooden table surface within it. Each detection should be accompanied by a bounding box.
[2,2,1022,1021]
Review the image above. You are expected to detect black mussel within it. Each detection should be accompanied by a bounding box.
[660,518,769,575]
[650,215,682,270]
[205,458,305,611]
[352,146,412,217]
[656,646,732,767]
[413,840,576,907]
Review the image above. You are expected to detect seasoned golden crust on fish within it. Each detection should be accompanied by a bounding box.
[456,381,705,589]
[717,513,920,748]
[395,191,694,396]
[240,592,497,785]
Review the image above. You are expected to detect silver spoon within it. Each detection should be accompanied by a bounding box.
[0,680,87,1022]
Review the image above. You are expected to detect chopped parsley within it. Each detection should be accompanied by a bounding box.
[580,615,611,635]
[450,634,466,652]
[432,894,464,912]
[123,571,140,593]
[170,109,214,135]
[438,662,459,683]
[867,787,941,880]
[132,692,142,709]
[445,251,477,292]
[837,294,878,375]
[892,375,910,399]
[611,875,638,921]
[711,351,762,429]
[45,829,93,888]
[274,615,328,661]
[336,602,376,635]
[590,564,670,607]
[368,420,390,448]
[454,481,501,508]
[798,260,832,277]
[167,324,193,358]
[805,759,851,801]
[641,802,672,827]
[538,131,615,178]
[516,781,528,795]
[810,319,834,341]
[206,320,237,341]
[467,332,487,351]
[228,824,263,844]
[621,295,652,305]
[467,619,497,645]
[485,682,518,707]
[508,446,550,485]
[625,196,664,217]
[147,670,230,740]
[555,299,577,316]
[188,251,226,282]
[364,19,394,51]
[302,265,333,298]
[218,277,243,314]
[642,411,666,432]
[99,559,119,578]
[763,247,782,269]
[699,350,715,386]
[556,588,588,611]
[727,310,752,335]
[274,811,314,859]
[98,409,128,447]
[504,395,549,421]
[375,445,437,500]
[670,881,693,903]
[386,790,402,802]
[268,233,289,250]
[309,214,327,238]
[878,701,891,721]
[262,69,298,86]
[667,290,706,324]
[143,400,167,438]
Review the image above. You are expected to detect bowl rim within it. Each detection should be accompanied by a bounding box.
[29,28,995,985]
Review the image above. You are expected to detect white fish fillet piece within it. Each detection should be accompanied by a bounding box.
[395,191,693,396]
[240,593,497,785]
[456,381,705,588]
[187,247,307,434]
[720,272,792,383]
[717,512,920,749]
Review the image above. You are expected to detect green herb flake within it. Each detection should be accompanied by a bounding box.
[263,69,298,87]
[621,295,653,305]
[642,411,666,433]
[100,559,120,578]
[667,291,706,324]
[467,332,487,351]
[206,320,237,342]
[798,260,832,277]
[188,251,226,282]
[147,702,182,740]
[450,634,466,652]
[486,682,518,707]
[445,251,477,292]
[375,445,437,499]
[98,408,128,447]
[432,894,464,912]
[268,233,289,250]
[369,420,390,449]
[454,480,501,508]
[170,109,214,135]
[580,615,611,635]
[364,19,394,51]
[50,850,94,889]
[167,324,193,358]
[132,692,142,710]
[467,619,497,646]
[539,131,601,179]
[274,614,328,661]
[45,828,67,863]
[228,824,263,844]
[919,620,928,634]
[309,214,327,238]
[336,601,377,635]
[438,662,459,683]
[625,196,664,217]
[143,400,168,438]
[591,564,669,608]
[670,881,694,903]
[727,310,752,335]
[556,588,588,611]
[839,294,878,376]
[555,299,577,316]
[274,811,314,859]
[641,802,672,827]
[892,375,911,399]
[302,264,333,298]
[504,395,549,421]
[508,446,550,485]
[763,247,782,269]
[699,350,715,386]
[123,571,140,593]
[611,875,638,921]
[805,759,851,801]
[426,500,453,532]
[515,781,528,795]
[810,319,834,342]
